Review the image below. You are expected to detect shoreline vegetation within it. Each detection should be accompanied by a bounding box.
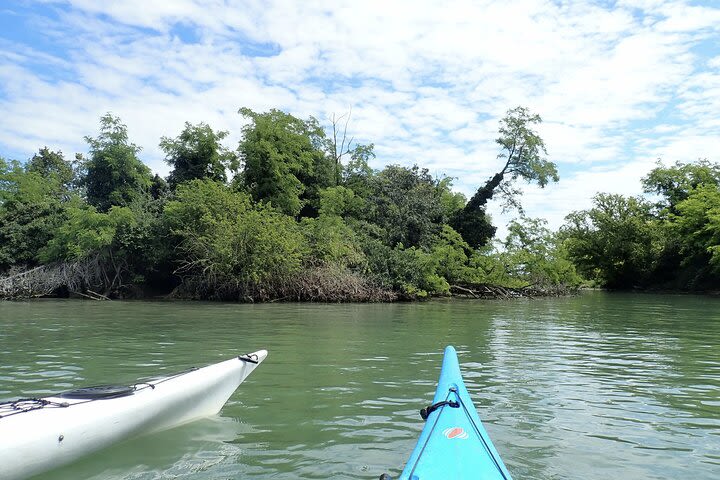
[0,265,572,302]
[2,107,718,301]
[0,254,574,302]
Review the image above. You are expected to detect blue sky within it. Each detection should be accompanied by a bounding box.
[2,0,720,236]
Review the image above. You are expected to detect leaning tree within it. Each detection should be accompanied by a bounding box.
[453,106,559,248]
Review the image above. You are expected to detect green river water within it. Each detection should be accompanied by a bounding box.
[0,292,719,479]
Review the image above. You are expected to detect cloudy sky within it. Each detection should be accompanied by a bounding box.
[2,0,720,235]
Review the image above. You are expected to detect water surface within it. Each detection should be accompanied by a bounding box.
[1,292,718,479]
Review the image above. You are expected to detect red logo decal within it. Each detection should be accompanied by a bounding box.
[443,427,469,439]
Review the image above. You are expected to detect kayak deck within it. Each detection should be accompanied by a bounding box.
[395,346,513,480]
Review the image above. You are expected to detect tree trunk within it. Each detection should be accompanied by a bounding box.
[465,172,504,211]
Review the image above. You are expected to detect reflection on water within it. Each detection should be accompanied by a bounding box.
[1,292,719,479]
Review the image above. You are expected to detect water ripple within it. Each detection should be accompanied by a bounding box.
[0,294,718,479]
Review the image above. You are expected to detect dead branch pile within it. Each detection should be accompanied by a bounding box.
[170,265,396,302]
[0,253,125,300]
[450,282,575,299]
[278,266,397,302]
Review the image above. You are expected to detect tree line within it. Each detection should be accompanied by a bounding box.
[1,106,584,300]
[561,159,720,291]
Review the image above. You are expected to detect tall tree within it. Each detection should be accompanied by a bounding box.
[160,122,238,189]
[455,107,558,248]
[238,108,333,217]
[81,113,152,212]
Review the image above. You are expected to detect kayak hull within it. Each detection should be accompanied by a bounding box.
[0,350,267,480]
[397,346,512,480]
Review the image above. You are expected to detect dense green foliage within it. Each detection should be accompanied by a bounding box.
[0,153,74,270]
[502,216,581,289]
[1,108,582,300]
[561,160,720,290]
[164,180,307,296]
[238,108,333,217]
[560,194,661,288]
[358,165,460,248]
[26,147,75,190]
[665,184,720,281]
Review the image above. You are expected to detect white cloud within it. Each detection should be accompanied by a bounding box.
[2,0,720,234]
[653,4,720,32]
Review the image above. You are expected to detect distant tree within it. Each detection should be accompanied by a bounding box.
[328,110,353,186]
[468,106,558,210]
[160,122,238,189]
[361,165,454,248]
[502,216,581,289]
[238,108,333,217]
[325,109,376,186]
[455,106,558,248]
[81,113,152,212]
[667,183,720,276]
[560,193,660,288]
[640,159,720,288]
[642,159,720,213]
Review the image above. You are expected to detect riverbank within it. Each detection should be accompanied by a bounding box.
[0,261,575,301]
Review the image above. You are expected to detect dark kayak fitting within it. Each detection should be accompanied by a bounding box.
[383,346,513,480]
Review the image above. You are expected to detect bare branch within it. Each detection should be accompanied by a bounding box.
[329,108,354,185]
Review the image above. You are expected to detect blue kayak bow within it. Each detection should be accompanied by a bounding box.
[384,346,513,480]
